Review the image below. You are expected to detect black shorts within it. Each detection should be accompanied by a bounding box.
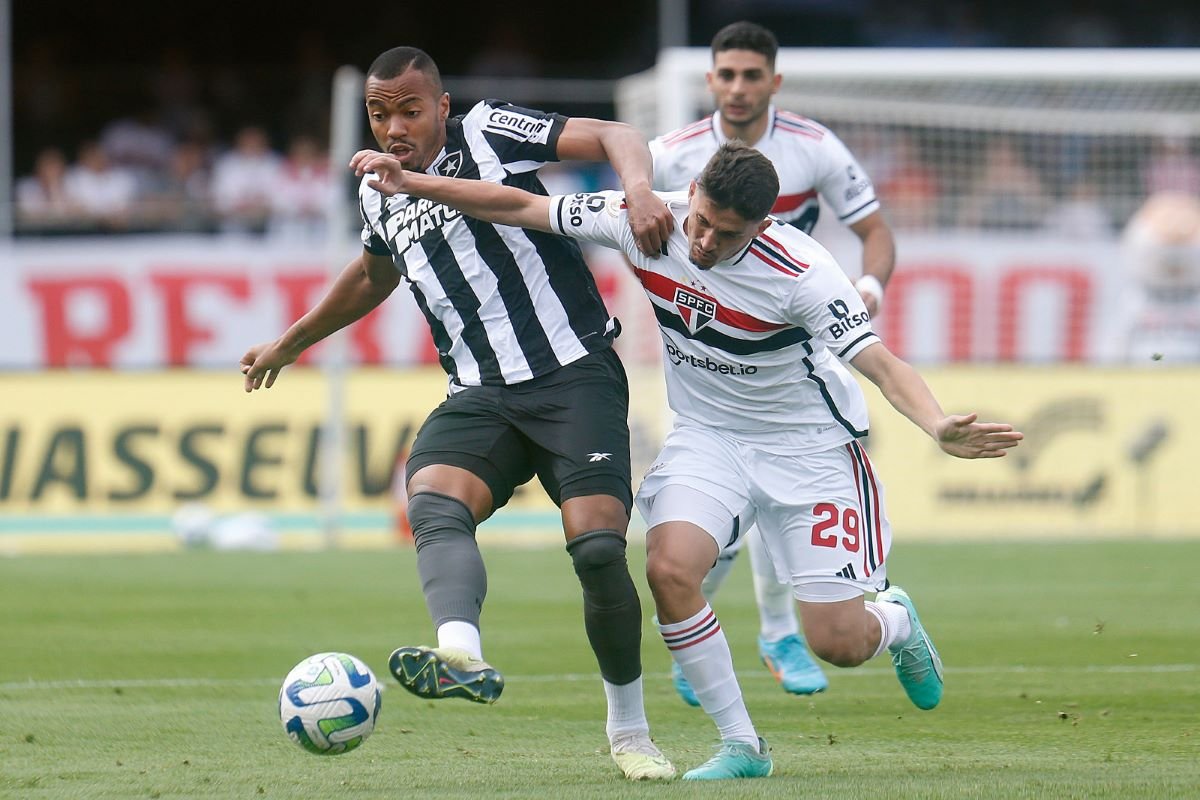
[406,347,632,514]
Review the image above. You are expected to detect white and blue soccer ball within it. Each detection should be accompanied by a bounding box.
[279,652,381,755]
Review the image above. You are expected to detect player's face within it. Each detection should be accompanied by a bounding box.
[364,70,450,172]
[706,50,781,130]
[685,184,770,269]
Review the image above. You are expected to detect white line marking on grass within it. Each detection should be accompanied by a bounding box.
[0,663,1194,692]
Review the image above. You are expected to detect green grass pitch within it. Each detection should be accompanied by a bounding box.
[1,540,1197,799]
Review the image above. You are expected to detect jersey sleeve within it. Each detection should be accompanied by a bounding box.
[547,190,634,253]
[465,100,568,175]
[649,136,671,190]
[357,180,391,256]
[815,129,881,226]
[784,255,880,360]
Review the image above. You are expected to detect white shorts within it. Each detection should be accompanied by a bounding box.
[635,424,891,602]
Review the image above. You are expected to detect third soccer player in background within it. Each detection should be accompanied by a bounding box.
[648,20,898,704]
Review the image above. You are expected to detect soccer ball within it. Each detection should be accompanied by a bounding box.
[279,652,381,755]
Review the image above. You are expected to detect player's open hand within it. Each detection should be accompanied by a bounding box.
[623,185,674,258]
[934,413,1024,459]
[240,341,299,393]
[349,150,409,196]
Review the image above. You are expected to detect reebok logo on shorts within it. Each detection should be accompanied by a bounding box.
[587,452,612,462]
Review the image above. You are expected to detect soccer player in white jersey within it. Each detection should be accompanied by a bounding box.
[242,47,676,781]
[349,141,1023,780]
[648,21,899,701]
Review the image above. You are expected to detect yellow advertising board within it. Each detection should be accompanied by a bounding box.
[859,366,1199,539]
[2,366,1196,551]
[0,367,671,551]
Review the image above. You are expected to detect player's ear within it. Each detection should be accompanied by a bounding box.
[439,93,450,122]
[755,218,772,236]
[771,72,782,96]
[688,181,696,200]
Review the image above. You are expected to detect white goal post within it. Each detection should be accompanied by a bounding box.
[617,48,1200,231]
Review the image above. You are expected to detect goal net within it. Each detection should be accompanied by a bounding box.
[618,49,1200,233]
[616,49,1200,364]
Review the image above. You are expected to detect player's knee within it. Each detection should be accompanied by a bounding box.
[806,622,872,668]
[645,550,698,599]
[566,529,627,578]
[407,492,477,549]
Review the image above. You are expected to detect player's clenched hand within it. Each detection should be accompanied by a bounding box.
[934,413,1024,459]
[240,341,300,393]
[349,150,409,196]
[623,185,674,258]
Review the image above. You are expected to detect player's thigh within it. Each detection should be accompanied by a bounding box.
[513,348,634,513]
[752,441,891,601]
[636,425,755,554]
[406,387,535,512]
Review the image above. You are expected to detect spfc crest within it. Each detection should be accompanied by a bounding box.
[673,287,717,333]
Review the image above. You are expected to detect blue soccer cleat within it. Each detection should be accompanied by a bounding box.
[758,634,828,695]
[682,737,773,780]
[388,646,504,704]
[876,586,943,710]
[671,661,701,707]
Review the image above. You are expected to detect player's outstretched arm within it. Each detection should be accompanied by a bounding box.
[240,250,398,392]
[556,117,672,257]
[850,342,1023,459]
[349,150,553,233]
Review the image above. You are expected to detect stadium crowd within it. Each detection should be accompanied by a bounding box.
[9,1,1200,237]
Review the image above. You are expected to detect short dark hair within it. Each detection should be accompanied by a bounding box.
[697,141,779,222]
[711,21,778,67]
[367,46,443,91]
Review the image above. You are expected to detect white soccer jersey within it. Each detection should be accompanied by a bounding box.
[649,106,878,234]
[548,191,879,454]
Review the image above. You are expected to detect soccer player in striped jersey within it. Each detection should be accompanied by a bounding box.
[350,140,1023,779]
[648,21,899,701]
[241,46,677,781]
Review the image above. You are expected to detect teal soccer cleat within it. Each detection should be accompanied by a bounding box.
[671,661,701,707]
[876,586,943,710]
[682,737,773,780]
[758,634,828,695]
[388,646,504,704]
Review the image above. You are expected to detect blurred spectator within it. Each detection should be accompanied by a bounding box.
[210,126,282,235]
[100,109,176,171]
[874,132,941,229]
[1113,192,1200,361]
[1143,133,1200,197]
[268,135,332,240]
[63,140,139,231]
[143,140,214,232]
[958,137,1049,230]
[15,147,79,231]
[1045,179,1113,239]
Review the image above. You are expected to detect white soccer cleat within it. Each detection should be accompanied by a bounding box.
[610,732,677,781]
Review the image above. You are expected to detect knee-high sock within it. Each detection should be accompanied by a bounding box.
[659,605,758,745]
[566,529,644,686]
[408,492,487,631]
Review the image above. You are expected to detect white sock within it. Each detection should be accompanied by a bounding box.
[436,620,482,660]
[659,605,758,745]
[603,675,649,741]
[748,529,799,641]
[865,600,912,659]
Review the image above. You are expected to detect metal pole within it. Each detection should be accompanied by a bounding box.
[658,0,689,51]
[0,0,14,240]
[318,65,365,548]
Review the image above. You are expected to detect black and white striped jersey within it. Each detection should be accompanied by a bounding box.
[359,100,618,390]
